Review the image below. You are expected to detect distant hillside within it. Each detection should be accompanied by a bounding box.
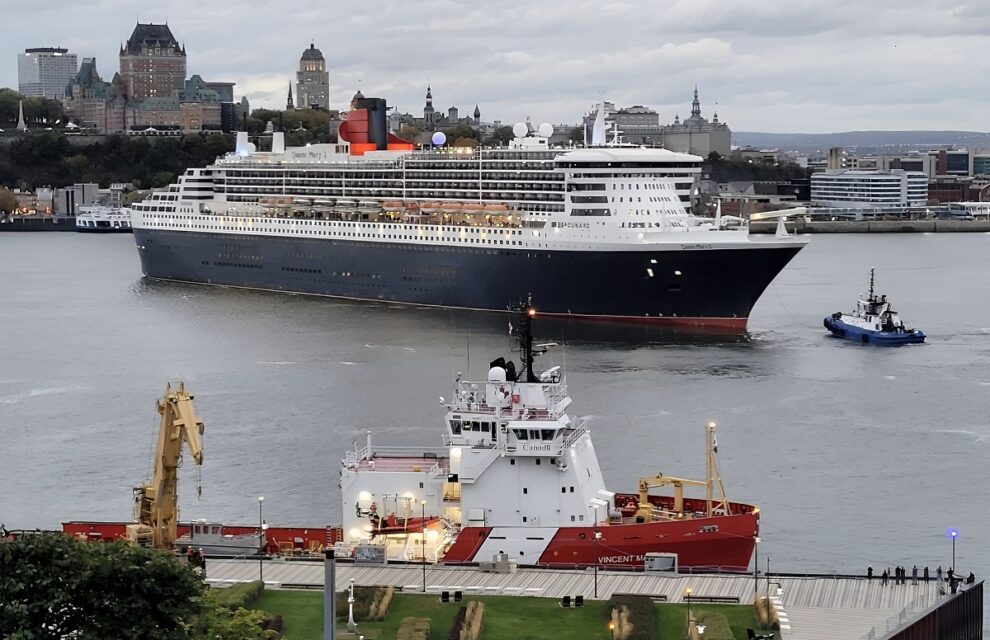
[732,131,990,155]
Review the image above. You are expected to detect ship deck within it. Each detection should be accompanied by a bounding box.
[205,558,970,640]
[353,455,449,474]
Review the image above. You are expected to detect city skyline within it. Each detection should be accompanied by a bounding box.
[3,0,987,134]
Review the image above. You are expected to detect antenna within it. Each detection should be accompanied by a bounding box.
[869,268,875,300]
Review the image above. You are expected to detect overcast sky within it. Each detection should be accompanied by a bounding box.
[4,0,987,133]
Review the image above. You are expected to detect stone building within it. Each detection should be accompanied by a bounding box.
[119,23,187,100]
[659,87,731,157]
[295,44,330,109]
[64,23,237,133]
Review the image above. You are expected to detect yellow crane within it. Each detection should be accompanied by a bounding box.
[125,383,204,549]
[635,422,731,521]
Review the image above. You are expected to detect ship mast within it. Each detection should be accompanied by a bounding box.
[706,422,731,516]
[869,268,875,301]
[515,296,543,383]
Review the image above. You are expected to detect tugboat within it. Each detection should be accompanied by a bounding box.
[824,269,925,345]
[338,299,760,571]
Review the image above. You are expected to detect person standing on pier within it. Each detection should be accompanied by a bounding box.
[924,566,930,581]
[882,569,889,586]
[937,566,943,582]
[867,566,873,580]
[912,565,918,585]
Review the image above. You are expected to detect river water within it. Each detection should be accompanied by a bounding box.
[1,232,988,583]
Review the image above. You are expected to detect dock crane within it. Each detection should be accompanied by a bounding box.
[125,383,204,550]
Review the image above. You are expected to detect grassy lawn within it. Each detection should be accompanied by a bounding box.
[656,603,780,640]
[257,591,614,640]
[254,590,777,640]
[255,590,325,639]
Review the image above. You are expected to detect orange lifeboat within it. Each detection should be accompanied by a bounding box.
[419,201,441,214]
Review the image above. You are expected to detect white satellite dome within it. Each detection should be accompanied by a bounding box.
[512,122,528,138]
[537,122,554,138]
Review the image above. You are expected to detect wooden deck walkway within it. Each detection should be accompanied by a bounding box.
[205,559,949,639]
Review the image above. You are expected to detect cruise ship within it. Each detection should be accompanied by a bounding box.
[130,97,806,328]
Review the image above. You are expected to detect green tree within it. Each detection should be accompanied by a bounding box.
[0,533,273,640]
[483,126,514,146]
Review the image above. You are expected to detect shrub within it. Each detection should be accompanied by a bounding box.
[609,595,656,640]
[397,616,431,640]
[460,601,484,640]
[448,605,468,640]
[335,585,380,620]
[216,580,265,610]
[369,585,395,621]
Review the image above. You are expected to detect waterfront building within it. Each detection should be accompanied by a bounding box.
[17,47,78,99]
[63,59,133,133]
[296,44,330,109]
[811,170,928,209]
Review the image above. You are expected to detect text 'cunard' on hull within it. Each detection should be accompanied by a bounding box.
[129,94,805,329]
[337,302,759,571]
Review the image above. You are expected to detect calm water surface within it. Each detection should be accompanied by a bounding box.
[1,232,988,582]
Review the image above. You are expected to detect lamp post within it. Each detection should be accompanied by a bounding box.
[753,536,760,596]
[593,504,601,598]
[608,621,615,639]
[347,578,357,632]
[764,555,771,629]
[421,500,427,593]
[257,496,265,582]
[685,587,693,636]
[948,528,959,572]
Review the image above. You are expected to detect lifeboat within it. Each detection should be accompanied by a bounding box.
[461,202,486,216]
[440,202,463,214]
[419,202,441,214]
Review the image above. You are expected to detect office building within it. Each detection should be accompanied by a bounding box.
[17,47,78,99]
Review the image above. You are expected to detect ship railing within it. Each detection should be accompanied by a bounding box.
[560,427,587,449]
[857,583,949,640]
[342,445,448,468]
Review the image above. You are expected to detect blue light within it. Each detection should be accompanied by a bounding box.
[946,528,959,539]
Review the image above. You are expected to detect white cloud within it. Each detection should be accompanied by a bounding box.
[2,0,987,133]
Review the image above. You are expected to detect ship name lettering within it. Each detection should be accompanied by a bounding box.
[598,554,645,564]
[521,444,552,452]
[681,243,713,250]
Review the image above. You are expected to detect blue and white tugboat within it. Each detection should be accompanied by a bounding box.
[824,269,925,345]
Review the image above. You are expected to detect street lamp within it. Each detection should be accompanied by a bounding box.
[421,500,427,593]
[590,498,608,599]
[684,587,693,636]
[347,578,357,632]
[257,496,265,582]
[947,528,959,572]
[753,536,761,596]
[608,621,615,639]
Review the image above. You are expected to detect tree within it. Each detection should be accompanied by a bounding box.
[0,533,273,640]
[0,188,17,213]
[483,126,514,147]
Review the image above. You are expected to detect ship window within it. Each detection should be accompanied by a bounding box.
[523,488,528,494]
[541,429,554,440]
[579,515,585,521]
[561,487,566,493]
[450,420,461,434]
[570,487,574,492]
[535,459,541,465]
[522,516,527,522]
[571,515,576,521]
[529,430,540,440]
[481,422,490,433]
[514,429,528,440]
[510,458,516,465]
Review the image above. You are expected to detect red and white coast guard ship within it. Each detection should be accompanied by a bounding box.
[338,302,759,571]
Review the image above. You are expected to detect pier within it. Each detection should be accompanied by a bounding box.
[205,558,975,639]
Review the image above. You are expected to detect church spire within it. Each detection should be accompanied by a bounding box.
[426,85,433,108]
[424,85,435,129]
[691,85,701,119]
[16,99,26,131]
[286,82,294,110]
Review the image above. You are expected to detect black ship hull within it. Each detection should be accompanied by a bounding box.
[133,229,801,328]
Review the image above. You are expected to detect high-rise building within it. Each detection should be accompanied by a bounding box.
[17,47,78,99]
[296,44,330,109]
[119,23,187,100]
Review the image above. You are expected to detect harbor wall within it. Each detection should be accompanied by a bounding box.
[750,220,990,234]
[882,580,983,640]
